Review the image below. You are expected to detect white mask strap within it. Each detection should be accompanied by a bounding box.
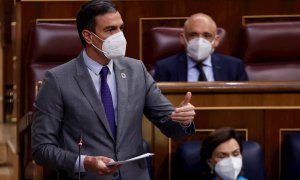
[91,43,108,55]
[89,31,109,55]
[90,31,105,42]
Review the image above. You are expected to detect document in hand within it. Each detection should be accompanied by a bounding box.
[107,153,154,166]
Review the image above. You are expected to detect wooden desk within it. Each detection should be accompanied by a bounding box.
[142,81,300,180]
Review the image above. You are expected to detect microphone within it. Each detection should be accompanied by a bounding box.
[78,136,83,180]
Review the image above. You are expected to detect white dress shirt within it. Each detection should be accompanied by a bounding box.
[187,55,215,82]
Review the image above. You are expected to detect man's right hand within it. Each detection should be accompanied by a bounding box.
[84,155,120,176]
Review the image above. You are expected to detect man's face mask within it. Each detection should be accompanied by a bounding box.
[90,31,127,59]
[214,156,242,180]
[186,37,214,61]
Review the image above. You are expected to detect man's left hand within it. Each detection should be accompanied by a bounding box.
[170,92,195,125]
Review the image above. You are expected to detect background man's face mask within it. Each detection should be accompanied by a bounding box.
[214,156,242,180]
[90,31,127,59]
[186,37,214,61]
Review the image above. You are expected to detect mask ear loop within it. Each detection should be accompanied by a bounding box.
[210,167,214,174]
[182,33,193,47]
[207,159,215,175]
[183,34,189,44]
[89,32,109,56]
[210,38,215,53]
[90,31,105,41]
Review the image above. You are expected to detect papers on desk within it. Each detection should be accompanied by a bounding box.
[107,153,154,166]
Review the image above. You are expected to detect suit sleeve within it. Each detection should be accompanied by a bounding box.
[31,71,78,175]
[141,61,195,138]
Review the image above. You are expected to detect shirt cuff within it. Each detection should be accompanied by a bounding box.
[74,155,87,173]
[179,121,195,134]
[179,122,192,128]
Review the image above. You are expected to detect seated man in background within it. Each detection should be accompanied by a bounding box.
[153,13,248,82]
[200,127,248,180]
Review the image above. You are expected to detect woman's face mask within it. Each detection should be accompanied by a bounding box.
[214,156,242,180]
[186,37,215,61]
[90,31,127,59]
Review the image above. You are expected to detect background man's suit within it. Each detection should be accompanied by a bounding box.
[154,52,249,81]
[32,52,194,180]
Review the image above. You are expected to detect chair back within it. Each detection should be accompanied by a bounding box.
[22,22,82,179]
[174,140,266,180]
[240,21,300,80]
[281,133,300,179]
[25,22,82,112]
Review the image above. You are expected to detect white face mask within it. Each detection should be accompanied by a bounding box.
[91,31,127,59]
[186,37,214,61]
[214,156,242,180]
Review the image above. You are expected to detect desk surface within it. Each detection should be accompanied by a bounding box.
[158,81,300,93]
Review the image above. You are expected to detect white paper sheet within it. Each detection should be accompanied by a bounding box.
[107,153,154,166]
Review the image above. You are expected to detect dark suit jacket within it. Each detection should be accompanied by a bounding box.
[153,53,249,82]
[31,52,195,180]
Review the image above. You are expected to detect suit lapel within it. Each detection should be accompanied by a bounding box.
[113,59,128,143]
[211,54,223,81]
[177,54,188,81]
[74,54,115,141]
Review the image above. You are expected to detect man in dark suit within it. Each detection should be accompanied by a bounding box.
[153,13,248,82]
[31,0,195,179]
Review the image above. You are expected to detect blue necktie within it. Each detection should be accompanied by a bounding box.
[100,66,116,139]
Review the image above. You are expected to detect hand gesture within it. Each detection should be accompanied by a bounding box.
[170,92,195,125]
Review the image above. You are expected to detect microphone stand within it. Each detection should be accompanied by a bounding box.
[78,136,83,180]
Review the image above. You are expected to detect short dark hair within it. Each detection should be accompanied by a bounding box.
[76,0,117,46]
[200,127,243,179]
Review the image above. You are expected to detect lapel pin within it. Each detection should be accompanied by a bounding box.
[121,73,126,79]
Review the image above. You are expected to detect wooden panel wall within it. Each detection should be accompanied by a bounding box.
[0,0,14,122]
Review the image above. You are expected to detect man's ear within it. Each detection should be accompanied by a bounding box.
[212,34,220,48]
[82,29,93,45]
[180,32,187,48]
